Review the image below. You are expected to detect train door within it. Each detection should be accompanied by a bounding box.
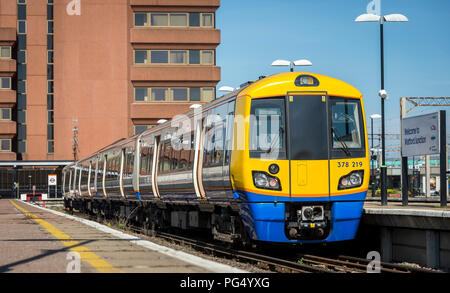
[193,117,206,199]
[287,93,330,201]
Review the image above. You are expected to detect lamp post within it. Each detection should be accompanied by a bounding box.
[355,13,408,205]
[370,114,381,197]
[271,59,312,72]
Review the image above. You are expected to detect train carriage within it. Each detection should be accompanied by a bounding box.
[63,72,369,244]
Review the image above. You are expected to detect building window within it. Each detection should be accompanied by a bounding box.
[189,13,200,27]
[48,110,54,124]
[47,51,53,64]
[151,13,169,26]
[18,110,26,123]
[135,49,214,65]
[0,108,11,120]
[173,88,188,101]
[134,12,147,26]
[202,88,214,101]
[151,88,168,101]
[0,77,11,89]
[0,139,11,151]
[18,4,26,20]
[48,20,54,34]
[47,94,54,110]
[18,140,26,153]
[202,50,214,65]
[48,80,54,93]
[190,87,201,101]
[134,50,148,64]
[134,12,214,28]
[0,46,11,58]
[170,13,187,26]
[202,13,213,27]
[18,50,26,63]
[134,87,215,102]
[18,20,26,34]
[170,50,187,64]
[18,124,26,140]
[134,87,148,101]
[151,50,168,64]
[134,125,154,135]
[18,80,26,93]
[48,140,54,154]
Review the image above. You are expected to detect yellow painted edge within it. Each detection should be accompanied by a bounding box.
[9,200,124,273]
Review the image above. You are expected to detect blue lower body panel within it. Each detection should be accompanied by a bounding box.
[237,190,367,243]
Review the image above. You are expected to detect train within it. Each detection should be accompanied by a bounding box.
[63,72,370,245]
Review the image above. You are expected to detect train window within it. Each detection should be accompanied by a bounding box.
[159,142,172,173]
[329,97,365,158]
[123,149,134,179]
[249,98,286,159]
[140,146,153,176]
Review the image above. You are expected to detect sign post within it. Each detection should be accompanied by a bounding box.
[48,174,57,199]
[401,111,447,207]
[439,111,447,207]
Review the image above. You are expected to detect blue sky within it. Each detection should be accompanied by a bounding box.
[215,0,450,155]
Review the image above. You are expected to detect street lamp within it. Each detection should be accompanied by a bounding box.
[370,114,381,197]
[271,59,312,72]
[355,13,408,205]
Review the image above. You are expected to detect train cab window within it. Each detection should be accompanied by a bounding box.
[329,97,365,158]
[249,98,286,159]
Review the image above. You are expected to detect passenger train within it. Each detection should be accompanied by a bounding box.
[63,72,370,244]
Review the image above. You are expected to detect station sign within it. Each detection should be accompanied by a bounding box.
[401,112,440,157]
[48,174,57,186]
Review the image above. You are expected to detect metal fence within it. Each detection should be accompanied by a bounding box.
[0,168,63,198]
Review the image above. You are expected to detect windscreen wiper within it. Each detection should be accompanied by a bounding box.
[331,127,351,157]
[264,126,284,155]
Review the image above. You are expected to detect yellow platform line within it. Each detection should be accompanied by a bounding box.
[9,200,124,273]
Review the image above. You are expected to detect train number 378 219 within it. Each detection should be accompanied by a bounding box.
[337,161,363,168]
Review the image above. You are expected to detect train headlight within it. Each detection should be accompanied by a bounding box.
[252,171,281,191]
[338,170,364,190]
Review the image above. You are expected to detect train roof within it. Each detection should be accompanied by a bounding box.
[239,72,362,99]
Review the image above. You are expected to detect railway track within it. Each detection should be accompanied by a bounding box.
[68,208,439,274]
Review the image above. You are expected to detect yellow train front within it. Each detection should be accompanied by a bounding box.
[232,72,370,243]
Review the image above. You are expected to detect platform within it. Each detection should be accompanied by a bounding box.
[361,201,450,271]
[0,199,245,273]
